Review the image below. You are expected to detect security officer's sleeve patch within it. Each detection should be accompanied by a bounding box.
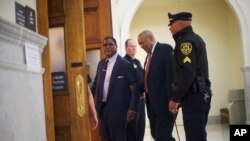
[183,56,191,63]
[180,42,192,55]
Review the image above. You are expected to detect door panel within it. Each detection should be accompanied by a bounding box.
[55,124,71,141]
[48,0,91,140]
[84,0,112,140]
[84,0,112,52]
[45,0,113,140]
[49,26,73,140]
[37,0,56,141]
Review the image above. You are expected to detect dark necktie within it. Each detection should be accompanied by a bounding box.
[144,53,152,93]
[98,60,109,100]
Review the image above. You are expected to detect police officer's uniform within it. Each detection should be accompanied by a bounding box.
[124,54,145,141]
[168,12,212,141]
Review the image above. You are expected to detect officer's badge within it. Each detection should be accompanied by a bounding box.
[183,56,191,63]
[180,42,192,55]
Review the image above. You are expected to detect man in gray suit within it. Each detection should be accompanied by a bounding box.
[138,30,175,141]
[91,36,139,141]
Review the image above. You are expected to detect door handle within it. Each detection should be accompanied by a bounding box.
[75,74,86,117]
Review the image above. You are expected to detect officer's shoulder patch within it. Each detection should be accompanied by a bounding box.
[180,42,192,55]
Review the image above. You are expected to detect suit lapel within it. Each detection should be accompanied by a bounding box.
[96,60,105,97]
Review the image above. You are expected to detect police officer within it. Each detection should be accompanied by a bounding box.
[124,39,145,141]
[167,12,212,141]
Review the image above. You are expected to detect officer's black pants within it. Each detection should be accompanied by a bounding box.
[181,91,211,141]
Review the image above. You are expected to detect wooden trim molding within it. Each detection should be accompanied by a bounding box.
[0,18,46,74]
[37,0,56,141]
[0,18,47,50]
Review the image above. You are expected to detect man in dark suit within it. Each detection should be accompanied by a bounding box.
[124,39,145,141]
[138,30,175,141]
[91,36,139,141]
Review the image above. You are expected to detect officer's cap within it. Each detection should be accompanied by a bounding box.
[168,12,192,26]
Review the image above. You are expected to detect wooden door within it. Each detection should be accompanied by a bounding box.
[84,0,113,140]
[37,0,112,140]
[48,0,91,140]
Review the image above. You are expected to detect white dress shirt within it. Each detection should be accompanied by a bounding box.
[102,53,118,101]
[145,41,157,66]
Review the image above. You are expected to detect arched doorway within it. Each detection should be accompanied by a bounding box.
[112,0,247,126]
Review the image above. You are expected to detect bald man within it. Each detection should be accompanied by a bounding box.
[124,39,145,141]
[138,30,175,141]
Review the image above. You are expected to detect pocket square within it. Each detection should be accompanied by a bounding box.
[133,64,138,68]
[117,76,124,79]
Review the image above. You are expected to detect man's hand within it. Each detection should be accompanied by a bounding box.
[168,100,180,114]
[141,92,146,102]
[127,110,136,121]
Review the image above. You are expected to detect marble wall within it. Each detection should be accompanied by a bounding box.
[0,18,47,141]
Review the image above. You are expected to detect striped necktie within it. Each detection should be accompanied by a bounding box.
[98,60,109,100]
[144,53,152,93]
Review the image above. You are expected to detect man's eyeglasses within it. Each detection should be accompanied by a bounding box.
[103,43,115,48]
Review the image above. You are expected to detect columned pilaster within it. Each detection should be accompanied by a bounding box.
[243,67,250,124]
[226,0,250,124]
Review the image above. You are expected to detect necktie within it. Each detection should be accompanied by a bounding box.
[98,60,109,100]
[144,53,152,93]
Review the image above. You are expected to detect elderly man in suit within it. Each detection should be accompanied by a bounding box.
[91,36,139,141]
[138,30,175,141]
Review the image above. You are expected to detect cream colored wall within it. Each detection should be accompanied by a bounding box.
[227,8,244,89]
[110,0,143,55]
[0,0,36,24]
[130,0,244,117]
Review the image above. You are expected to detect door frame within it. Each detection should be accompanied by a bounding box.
[37,0,91,140]
[37,0,55,141]
[37,0,113,140]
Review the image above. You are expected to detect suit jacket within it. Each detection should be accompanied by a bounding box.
[124,54,144,94]
[145,42,173,114]
[92,55,139,126]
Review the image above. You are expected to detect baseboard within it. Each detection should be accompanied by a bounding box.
[208,115,221,124]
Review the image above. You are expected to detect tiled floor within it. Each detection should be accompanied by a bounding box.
[143,123,229,141]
